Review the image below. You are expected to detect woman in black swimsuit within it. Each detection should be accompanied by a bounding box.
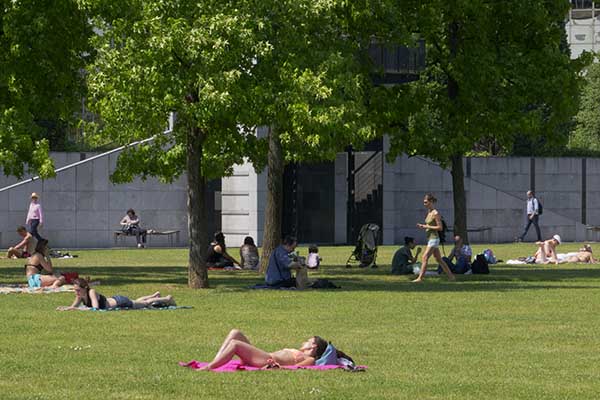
[206,232,240,268]
[57,278,176,310]
[24,239,65,288]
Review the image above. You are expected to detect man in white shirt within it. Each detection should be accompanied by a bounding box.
[518,190,541,242]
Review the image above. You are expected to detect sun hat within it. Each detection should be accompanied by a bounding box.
[30,192,39,199]
[553,234,561,244]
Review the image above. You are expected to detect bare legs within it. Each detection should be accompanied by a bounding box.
[412,246,455,282]
[200,329,271,370]
[40,274,65,288]
[7,247,20,259]
[131,292,176,308]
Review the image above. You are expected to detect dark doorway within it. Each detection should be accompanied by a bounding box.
[347,138,383,244]
[283,162,335,243]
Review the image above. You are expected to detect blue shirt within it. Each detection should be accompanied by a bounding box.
[265,245,293,285]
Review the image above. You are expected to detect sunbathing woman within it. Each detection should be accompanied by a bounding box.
[25,239,65,289]
[198,329,329,370]
[56,278,176,310]
[564,244,596,264]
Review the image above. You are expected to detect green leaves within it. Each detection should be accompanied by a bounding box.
[381,0,581,162]
[0,0,91,178]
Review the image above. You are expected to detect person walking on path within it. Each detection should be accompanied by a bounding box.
[518,190,541,242]
[412,193,455,283]
[26,192,45,241]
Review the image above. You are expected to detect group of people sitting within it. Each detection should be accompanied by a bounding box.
[392,234,473,276]
[205,232,260,270]
[393,232,597,274]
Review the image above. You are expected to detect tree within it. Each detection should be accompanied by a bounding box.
[247,1,377,271]
[84,1,268,288]
[375,0,581,241]
[571,61,600,152]
[0,0,91,178]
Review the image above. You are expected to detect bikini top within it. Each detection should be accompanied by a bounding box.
[282,348,307,363]
[82,291,108,310]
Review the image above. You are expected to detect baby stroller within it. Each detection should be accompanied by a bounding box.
[346,223,380,268]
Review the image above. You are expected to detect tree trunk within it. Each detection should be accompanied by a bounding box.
[259,127,284,273]
[450,153,469,243]
[447,20,469,243]
[187,126,209,288]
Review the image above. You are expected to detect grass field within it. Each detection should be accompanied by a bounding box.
[1,243,599,399]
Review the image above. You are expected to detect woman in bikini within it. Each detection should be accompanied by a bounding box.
[197,329,329,370]
[56,278,176,310]
[24,239,65,288]
[413,193,455,282]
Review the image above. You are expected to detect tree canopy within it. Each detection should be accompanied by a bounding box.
[370,0,582,239]
[0,0,91,178]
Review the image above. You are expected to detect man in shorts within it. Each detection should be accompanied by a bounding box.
[6,226,37,259]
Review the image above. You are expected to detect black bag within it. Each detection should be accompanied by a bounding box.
[310,279,340,289]
[536,198,543,215]
[439,219,448,244]
[471,254,489,274]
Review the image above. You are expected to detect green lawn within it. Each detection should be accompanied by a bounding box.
[1,243,599,399]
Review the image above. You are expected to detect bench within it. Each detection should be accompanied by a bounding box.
[448,226,493,243]
[585,226,600,242]
[113,230,181,247]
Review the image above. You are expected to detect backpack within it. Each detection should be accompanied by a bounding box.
[536,198,543,215]
[483,249,497,264]
[471,254,489,274]
[439,219,448,244]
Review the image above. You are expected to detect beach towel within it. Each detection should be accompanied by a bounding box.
[179,359,365,372]
[0,284,75,295]
[74,305,193,312]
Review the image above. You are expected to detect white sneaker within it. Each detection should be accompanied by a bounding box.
[137,243,142,248]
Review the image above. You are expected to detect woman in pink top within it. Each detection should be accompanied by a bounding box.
[26,192,45,241]
[198,329,329,370]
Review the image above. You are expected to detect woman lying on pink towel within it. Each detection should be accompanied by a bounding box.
[198,329,348,371]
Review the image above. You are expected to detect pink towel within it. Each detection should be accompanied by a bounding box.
[179,359,349,372]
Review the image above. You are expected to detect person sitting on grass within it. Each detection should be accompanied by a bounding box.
[534,234,561,265]
[265,235,303,287]
[564,244,596,264]
[239,236,259,270]
[391,236,421,275]
[56,278,176,310]
[197,329,333,370]
[441,235,472,274]
[24,239,65,289]
[206,231,240,268]
[7,226,37,259]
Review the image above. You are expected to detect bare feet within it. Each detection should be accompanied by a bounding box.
[198,365,210,371]
[152,291,161,298]
[411,278,423,283]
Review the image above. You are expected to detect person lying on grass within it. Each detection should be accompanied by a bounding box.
[563,244,596,264]
[24,239,65,289]
[198,329,346,371]
[56,278,176,310]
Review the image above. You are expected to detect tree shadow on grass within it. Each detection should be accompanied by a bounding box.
[2,264,599,293]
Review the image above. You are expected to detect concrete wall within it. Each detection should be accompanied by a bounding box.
[0,152,189,249]
[383,151,589,245]
[220,162,265,247]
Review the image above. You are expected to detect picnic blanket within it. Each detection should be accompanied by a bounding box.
[0,284,75,295]
[179,359,365,372]
[507,252,580,265]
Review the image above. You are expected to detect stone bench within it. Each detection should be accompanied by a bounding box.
[113,229,181,247]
